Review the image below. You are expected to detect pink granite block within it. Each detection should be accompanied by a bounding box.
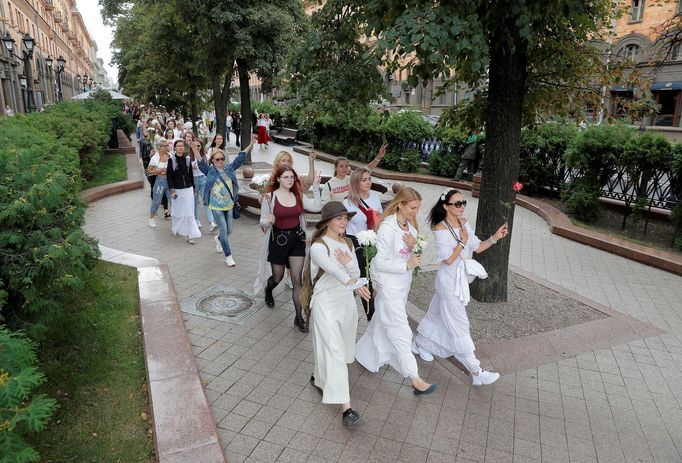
[139,278,176,305]
[159,442,225,463]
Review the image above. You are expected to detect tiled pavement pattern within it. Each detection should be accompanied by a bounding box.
[84,141,682,462]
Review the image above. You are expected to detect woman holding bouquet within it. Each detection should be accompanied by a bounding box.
[343,167,383,320]
[413,189,508,386]
[355,187,437,395]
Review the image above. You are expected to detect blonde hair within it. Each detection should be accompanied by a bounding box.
[272,151,293,173]
[347,167,371,207]
[382,186,422,230]
[208,149,225,165]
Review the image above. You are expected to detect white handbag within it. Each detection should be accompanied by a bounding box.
[443,220,488,284]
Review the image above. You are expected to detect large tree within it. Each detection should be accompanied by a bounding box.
[349,0,615,301]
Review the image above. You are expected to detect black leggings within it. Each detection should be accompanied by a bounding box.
[266,256,305,319]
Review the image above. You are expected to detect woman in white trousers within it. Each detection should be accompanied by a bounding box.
[307,201,371,427]
[355,187,437,395]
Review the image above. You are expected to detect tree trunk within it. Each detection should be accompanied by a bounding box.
[210,61,234,141]
[238,58,253,164]
[470,30,528,303]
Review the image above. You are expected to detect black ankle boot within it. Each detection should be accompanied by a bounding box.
[294,315,309,333]
[264,284,274,308]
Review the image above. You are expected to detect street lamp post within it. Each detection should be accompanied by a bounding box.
[55,56,65,101]
[46,55,54,102]
[2,32,36,112]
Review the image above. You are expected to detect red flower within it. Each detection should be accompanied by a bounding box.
[512,182,524,192]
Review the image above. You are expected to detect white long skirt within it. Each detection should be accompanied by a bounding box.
[171,188,201,239]
[415,290,476,358]
[355,283,418,378]
[311,288,358,404]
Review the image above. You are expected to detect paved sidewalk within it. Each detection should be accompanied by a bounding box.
[84,142,682,462]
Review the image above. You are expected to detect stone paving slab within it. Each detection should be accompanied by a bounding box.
[84,140,682,462]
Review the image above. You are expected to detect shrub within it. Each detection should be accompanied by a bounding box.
[0,326,57,463]
[671,145,682,249]
[378,111,434,143]
[561,181,602,222]
[0,108,100,334]
[520,123,578,194]
[428,149,460,178]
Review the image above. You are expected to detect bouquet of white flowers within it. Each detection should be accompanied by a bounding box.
[411,234,428,279]
[356,229,378,284]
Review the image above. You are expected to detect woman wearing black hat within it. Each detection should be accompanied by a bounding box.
[307,201,371,427]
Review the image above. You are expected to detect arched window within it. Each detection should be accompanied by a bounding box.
[623,44,640,61]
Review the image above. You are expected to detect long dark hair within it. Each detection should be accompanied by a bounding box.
[428,189,460,229]
[209,134,225,150]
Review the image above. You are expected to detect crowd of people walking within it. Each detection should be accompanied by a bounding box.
[132,103,509,428]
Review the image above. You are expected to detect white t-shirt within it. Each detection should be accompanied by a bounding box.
[343,191,383,236]
[149,154,168,173]
[322,176,351,202]
[226,116,233,128]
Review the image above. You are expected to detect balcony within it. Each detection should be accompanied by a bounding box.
[60,21,69,33]
[67,31,76,43]
[53,11,62,23]
[43,0,54,11]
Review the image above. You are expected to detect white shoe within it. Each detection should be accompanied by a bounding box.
[186,237,195,245]
[411,341,434,362]
[214,236,222,253]
[225,255,236,267]
[472,370,500,386]
[196,220,202,229]
[148,218,156,228]
[209,222,217,232]
[284,275,293,289]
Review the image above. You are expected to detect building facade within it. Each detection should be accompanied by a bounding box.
[609,0,682,133]
[0,0,99,114]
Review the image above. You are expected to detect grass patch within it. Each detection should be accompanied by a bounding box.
[31,260,154,462]
[570,218,680,254]
[85,153,127,189]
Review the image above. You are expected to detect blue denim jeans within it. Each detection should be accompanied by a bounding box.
[150,176,171,215]
[212,209,234,256]
[193,175,214,224]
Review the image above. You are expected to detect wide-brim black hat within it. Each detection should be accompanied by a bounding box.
[316,201,356,229]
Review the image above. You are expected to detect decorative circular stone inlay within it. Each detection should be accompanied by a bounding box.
[196,290,254,317]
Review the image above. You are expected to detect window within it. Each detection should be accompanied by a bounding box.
[623,44,640,61]
[631,0,645,22]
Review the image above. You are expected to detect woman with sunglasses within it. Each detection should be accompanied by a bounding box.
[196,135,257,266]
[147,139,172,227]
[189,137,213,230]
[413,189,508,386]
[253,165,321,332]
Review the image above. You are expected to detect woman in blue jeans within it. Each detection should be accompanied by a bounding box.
[190,138,213,229]
[147,139,171,227]
[196,134,257,266]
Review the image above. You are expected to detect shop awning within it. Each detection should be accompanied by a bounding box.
[651,81,682,91]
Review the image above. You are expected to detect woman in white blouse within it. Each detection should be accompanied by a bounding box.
[307,201,370,427]
[343,167,383,320]
[355,187,437,395]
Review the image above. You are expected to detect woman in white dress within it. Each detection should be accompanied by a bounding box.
[355,187,437,395]
[307,201,371,427]
[413,189,508,386]
[167,140,201,244]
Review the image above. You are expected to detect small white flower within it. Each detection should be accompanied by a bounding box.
[413,234,428,254]
[252,174,271,187]
[356,230,377,247]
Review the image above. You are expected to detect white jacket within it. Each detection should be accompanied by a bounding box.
[369,214,416,289]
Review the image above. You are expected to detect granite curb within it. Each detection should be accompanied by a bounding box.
[293,145,682,276]
[83,133,226,463]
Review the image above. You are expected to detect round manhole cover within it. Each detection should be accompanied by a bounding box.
[196,291,255,317]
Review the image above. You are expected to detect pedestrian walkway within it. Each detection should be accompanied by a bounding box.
[84,141,682,462]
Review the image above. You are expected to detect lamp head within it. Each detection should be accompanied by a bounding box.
[46,55,53,69]
[2,32,15,54]
[57,55,66,71]
[22,33,34,57]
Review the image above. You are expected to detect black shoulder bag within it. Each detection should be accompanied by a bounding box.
[216,171,242,219]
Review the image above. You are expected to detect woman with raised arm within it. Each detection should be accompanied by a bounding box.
[254,165,321,331]
[307,201,370,427]
[355,187,437,395]
[413,189,508,386]
[321,144,387,203]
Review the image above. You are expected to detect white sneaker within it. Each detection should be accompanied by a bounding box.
[209,222,217,232]
[148,218,156,228]
[214,236,222,253]
[196,220,202,229]
[284,275,293,289]
[186,237,195,245]
[472,370,500,386]
[225,255,236,267]
[411,341,434,362]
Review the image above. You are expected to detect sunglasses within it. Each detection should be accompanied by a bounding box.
[213,157,225,162]
[447,200,467,208]
[279,175,295,180]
